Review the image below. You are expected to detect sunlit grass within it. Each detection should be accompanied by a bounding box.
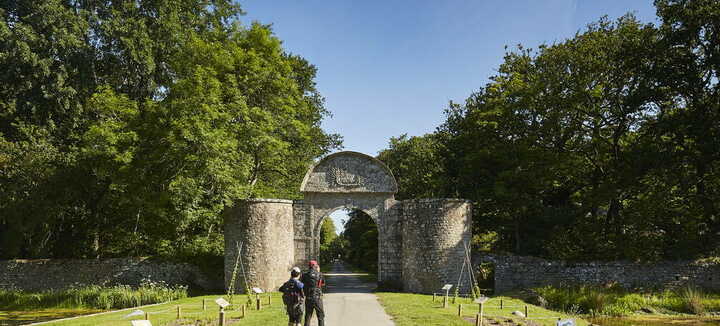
[1,293,287,326]
[376,292,589,326]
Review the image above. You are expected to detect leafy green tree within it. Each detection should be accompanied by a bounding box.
[342,210,378,273]
[380,5,720,261]
[377,133,445,200]
[319,217,340,265]
[320,217,337,245]
[0,0,340,259]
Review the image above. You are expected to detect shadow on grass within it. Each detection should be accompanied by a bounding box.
[0,308,102,325]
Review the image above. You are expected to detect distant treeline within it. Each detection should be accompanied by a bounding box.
[377,0,720,261]
[318,211,378,274]
[0,1,340,259]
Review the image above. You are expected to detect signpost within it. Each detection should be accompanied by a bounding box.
[474,296,489,326]
[124,310,145,319]
[215,297,230,326]
[131,321,152,326]
[441,284,453,308]
[252,287,264,310]
[557,319,575,326]
[215,298,231,309]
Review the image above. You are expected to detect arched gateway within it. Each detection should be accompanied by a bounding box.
[224,151,472,293]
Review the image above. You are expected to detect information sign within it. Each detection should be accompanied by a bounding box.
[474,296,489,304]
[215,298,230,308]
[131,321,152,326]
[557,319,575,326]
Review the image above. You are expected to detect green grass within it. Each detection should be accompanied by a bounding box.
[0,283,188,311]
[533,285,720,316]
[10,293,287,326]
[376,292,589,326]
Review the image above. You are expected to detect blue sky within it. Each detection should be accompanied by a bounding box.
[240,1,659,233]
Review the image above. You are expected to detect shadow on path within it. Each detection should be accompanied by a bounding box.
[324,261,375,294]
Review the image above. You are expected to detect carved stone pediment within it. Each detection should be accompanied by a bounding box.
[300,151,398,193]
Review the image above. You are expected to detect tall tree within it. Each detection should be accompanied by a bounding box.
[377,133,444,200]
[0,0,341,259]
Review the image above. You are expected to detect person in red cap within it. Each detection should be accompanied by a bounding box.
[300,260,325,326]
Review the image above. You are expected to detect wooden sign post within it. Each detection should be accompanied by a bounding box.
[474,296,489,326]
[215,298,230,326]
[252,287,264,310]
[441,284,453,308]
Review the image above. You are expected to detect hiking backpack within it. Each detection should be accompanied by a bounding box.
[279,279,301,306]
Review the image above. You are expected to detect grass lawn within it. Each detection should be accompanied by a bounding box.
[11,293,289,326]
[376,293,589,326]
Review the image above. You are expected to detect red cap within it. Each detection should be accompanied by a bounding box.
[309,260,318,267]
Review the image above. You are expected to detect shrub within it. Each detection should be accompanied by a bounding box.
[0,282,187,310]
[679,286,705,314]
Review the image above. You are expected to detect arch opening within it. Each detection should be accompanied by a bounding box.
[314,208,378,268]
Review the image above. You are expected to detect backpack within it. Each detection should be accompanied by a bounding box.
[301,270,323,298]
[279,279,301,306]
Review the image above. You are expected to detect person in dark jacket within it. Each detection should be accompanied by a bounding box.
[279,267,305,326]
[300,260,325,326]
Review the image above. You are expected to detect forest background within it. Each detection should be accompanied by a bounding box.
[1,0,719,270]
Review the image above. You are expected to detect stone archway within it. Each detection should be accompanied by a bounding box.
[224,151,472,293]
[295,151,401,284]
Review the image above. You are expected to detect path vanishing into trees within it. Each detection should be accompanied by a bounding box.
[306,261,394,326]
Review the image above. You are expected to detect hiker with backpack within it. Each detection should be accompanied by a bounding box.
[301,260,325,326]
[279,267,305,326]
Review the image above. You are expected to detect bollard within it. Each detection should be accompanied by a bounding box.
[479,302,484,326]
[525,305,528,318]
[202,298,206,311]
[268,293,271,306]
[219,309,226,326]
[145,311,149,321]
[433,293,436,302]
[458,304,463,316]
[443,294,448,308]
[176,305,181,319]
[242,304,246,318]
[475,313,481,326]
[500,299,503,310]
[256,297,261,310]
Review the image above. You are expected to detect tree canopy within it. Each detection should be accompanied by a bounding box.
[378,0,720,261]
[0,0,340,259]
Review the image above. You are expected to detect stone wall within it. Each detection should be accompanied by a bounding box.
[224,199,295,293]
[474,254,720,293]
[378,200,403,284]
[0,258,220,291]
[402,199,472,293]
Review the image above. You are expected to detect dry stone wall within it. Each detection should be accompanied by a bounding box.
[475,254,720,293]
[223,199,294,293]
[0,258,220,291]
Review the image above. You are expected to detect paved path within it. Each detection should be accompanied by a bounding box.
[306,262,394,326]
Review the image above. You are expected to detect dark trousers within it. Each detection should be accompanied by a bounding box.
[304,297,324,326]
